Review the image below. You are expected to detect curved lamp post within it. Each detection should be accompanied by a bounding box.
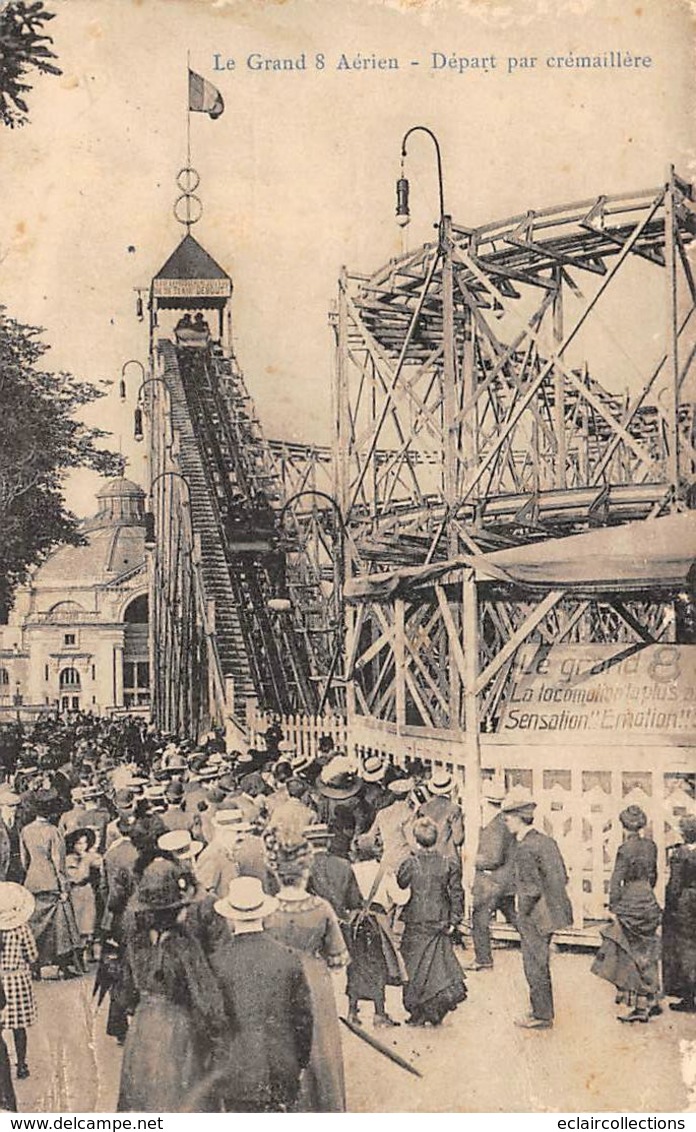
[133,376,169,441]
[274,489,346,713]
[396,125,446,241]
[119,359,145,402]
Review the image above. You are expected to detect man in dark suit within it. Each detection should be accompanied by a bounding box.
[468,781,517,970]
[204,877,313,1112]
[502,787,573,1030]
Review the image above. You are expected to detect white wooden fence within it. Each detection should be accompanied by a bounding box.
[246,707,348,761]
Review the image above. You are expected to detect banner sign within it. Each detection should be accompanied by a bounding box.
[498,643,696,741]
[153,278,231,298]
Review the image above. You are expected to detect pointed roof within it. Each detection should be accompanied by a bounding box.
[154,234,230,282]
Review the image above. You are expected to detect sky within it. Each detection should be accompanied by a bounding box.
[0,0,693,517]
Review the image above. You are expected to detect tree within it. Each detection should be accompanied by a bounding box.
[0,308,124,619]
[0,1,61,128]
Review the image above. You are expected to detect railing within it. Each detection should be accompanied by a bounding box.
[246,704,348,759]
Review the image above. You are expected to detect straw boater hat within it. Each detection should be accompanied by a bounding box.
[500,786,537,814]
[213,808,253,832]
[0,883,35,931]
[290,751,314,774]
[482,778,506,805]
[0,785,20,808]
[361,754,387,784]
[428,767,455,796]
[388,777,415,797]
[157,829,203,861]
[316,756,362,800]
[214,876,278,922]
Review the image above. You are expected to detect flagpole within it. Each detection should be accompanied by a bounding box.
[186,49,192,168]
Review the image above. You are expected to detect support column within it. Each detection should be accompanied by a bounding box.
[665,166,680,501]
[553,265,567,489]
[442,216,458,556]
[461,569,481,902]
[113,644,124,708]
[394,598,406,736]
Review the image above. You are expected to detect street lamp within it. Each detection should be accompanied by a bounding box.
[133,376,169,440]
[13,682,22,724]
[275,490,346,713]
[119,359,145,402]
[396,126,446,240]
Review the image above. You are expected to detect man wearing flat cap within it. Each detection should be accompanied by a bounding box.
[502,787,572,1029]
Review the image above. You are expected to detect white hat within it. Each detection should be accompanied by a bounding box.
[428,767,454,796]
[0,786,20,808]
[388,777,415,796]
[0,883,35,931]
[213,808,253,831]
[214,876,278,922]
[500,786,537,814]
[144,784,166,802]
[157,830,203,860]
[290,751,314,774]
[277,740,295,754]
[482,778,506,803]
[361,755,387,783]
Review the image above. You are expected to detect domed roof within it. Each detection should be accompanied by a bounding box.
[28,479,147,590]
[96,477,146,500]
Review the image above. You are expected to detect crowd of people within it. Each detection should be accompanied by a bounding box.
[0,710,691,1111]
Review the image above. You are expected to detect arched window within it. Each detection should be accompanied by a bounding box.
[123,594,149,624]
[59,667,81,688]
[0,669,8,686]
[47,601,86,623]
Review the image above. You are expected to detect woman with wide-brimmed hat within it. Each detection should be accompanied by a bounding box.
[116,859,226,1112]
[0,882,38,1080]
[662,813,696,1013]
[591,805,661,1023]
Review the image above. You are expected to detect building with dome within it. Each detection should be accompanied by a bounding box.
[0,478,150,717]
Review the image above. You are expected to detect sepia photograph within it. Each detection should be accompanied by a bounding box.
[0,0,694,1115]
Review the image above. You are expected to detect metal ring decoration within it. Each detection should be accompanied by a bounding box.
[173,192,203,227]
[176,166,201,194]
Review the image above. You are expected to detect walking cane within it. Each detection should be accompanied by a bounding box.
[339,1016,422,1078]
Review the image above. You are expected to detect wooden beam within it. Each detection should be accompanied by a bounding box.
[474,590,564,696]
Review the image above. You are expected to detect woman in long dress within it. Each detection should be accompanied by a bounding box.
[396,817,467,1026]
[662,814,696,1013]
[591,805,662,1023]
[347,834,408,1026]
[117,859,226,1112]
[65,828,102,957]
[20,790,82,978]
[264,831,348,1113]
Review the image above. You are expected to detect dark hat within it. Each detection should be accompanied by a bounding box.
[34,788,61,818]
[65,827,97,854]
[132,859,190,913]
[619,805,648,832]
[679,814,696,841]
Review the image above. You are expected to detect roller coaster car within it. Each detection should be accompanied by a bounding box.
[224,512,278,554]
[174,327,212,350]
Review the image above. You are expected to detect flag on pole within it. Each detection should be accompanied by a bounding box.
[188,69,224,119]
